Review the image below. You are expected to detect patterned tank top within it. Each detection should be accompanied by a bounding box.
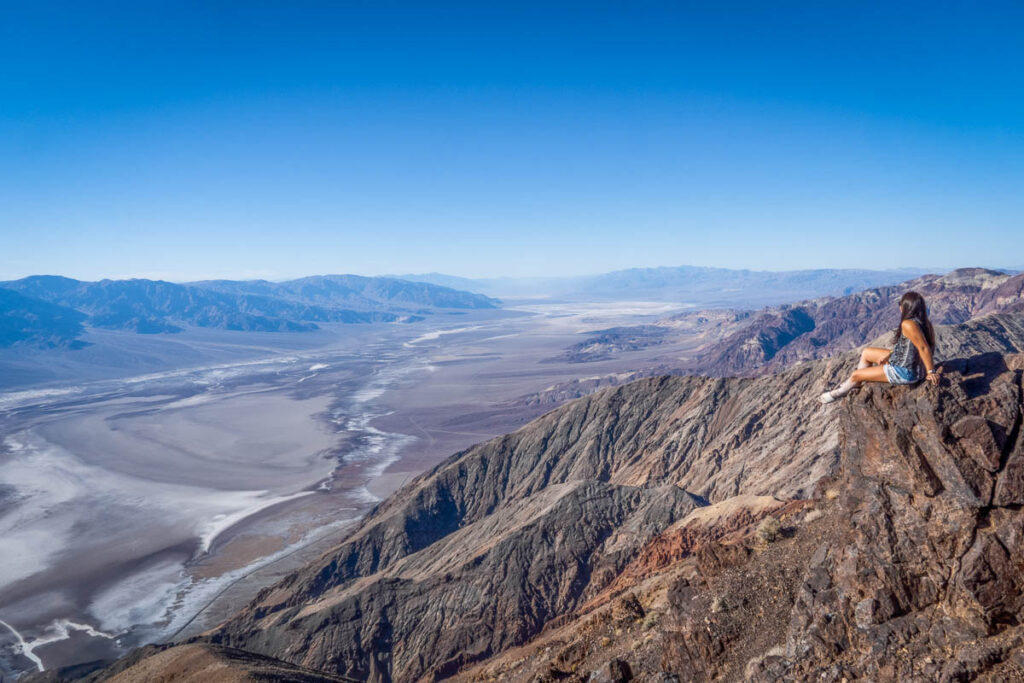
[889,317,927,372]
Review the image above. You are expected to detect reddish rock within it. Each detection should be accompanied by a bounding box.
[588,659,632,683]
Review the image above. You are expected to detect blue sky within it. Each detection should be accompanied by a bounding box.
[2,2,1022,280]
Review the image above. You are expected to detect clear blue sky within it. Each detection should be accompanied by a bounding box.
[2,2,1022,281]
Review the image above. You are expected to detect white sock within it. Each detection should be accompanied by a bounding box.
[857,358,870,370]
[828,377,861,398]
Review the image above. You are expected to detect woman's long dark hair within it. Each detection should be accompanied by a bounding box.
[891,291,935,349]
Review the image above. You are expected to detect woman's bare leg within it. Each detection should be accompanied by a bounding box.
[851,366,889,384]
[821,365,890,403]
[859,346,891,369]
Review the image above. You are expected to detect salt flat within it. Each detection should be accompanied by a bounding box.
[37,389,337,490]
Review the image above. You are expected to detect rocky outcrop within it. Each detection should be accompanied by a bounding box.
[757,351,1024,681]
[458,353,1024,682]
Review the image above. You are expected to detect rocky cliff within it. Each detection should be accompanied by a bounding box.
[452,352,1024,682]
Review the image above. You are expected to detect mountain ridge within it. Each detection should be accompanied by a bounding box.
[0,287,88,349]
[690,267,1024,376]
[392,265,934,303]
[0,275,498,348]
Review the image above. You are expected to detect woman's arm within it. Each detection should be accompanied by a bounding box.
[902,319,939,385]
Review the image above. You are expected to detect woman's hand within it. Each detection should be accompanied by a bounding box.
[926,368,940,386]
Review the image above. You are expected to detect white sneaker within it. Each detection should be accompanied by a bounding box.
[819,390,838,404]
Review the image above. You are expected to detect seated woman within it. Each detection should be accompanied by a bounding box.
[820,291,940,403]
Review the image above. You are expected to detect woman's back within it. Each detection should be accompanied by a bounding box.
[889,317,925,371]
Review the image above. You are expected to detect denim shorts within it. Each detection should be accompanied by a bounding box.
[884,363,919,385]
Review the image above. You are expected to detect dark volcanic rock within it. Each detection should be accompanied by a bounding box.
[648,353,1024,682]
[588,658,633,682]
[773,352,1024,681]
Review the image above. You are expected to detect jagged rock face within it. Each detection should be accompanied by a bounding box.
[768,352,1024,681]
[213,482,703,681]
[654,353,1024,682]
[934,313,1024,360]
[695,307,816,374]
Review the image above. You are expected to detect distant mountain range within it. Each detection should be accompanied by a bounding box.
[0,275,499,348]
[0,266,980,350]
[392,265,938,305]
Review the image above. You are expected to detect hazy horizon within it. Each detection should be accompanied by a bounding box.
[4,263,1021,286]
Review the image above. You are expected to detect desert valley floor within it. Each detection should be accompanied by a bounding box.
[0,299,696,678]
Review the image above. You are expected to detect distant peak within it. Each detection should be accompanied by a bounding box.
[935,267,1009,288]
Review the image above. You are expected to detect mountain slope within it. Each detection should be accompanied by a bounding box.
[468,352,1024,681]
[189,275,499,311]
[176,357,852,680]
[0,287,87,348]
